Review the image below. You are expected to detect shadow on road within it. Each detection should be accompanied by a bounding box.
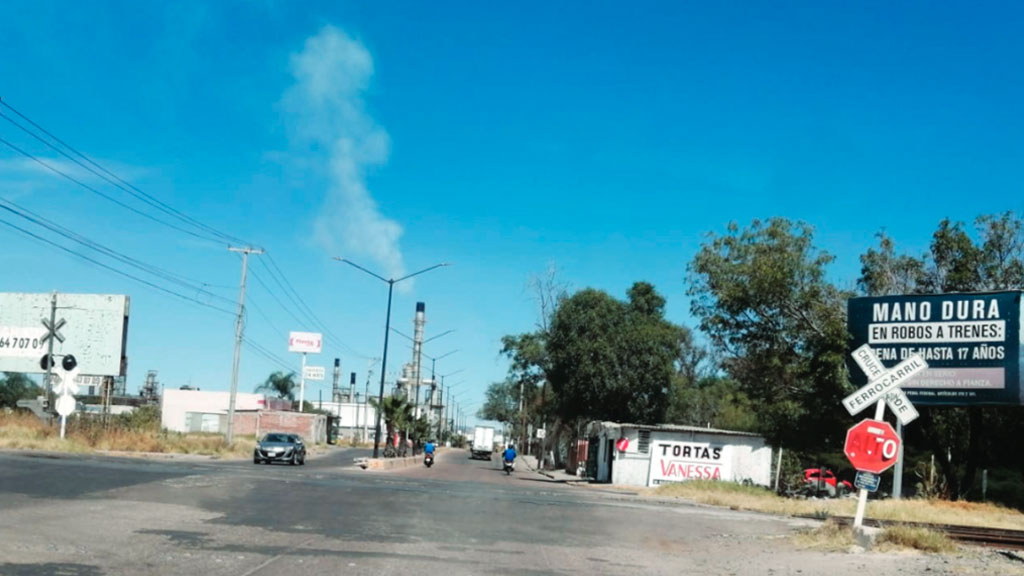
[0,563,104,576]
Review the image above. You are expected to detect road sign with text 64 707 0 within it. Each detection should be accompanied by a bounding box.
[844,419,901,474]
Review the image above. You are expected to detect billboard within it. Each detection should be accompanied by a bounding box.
[647,441,732,487]
[288,331,322,354]
[847,291,1022,406]
[0,293,129,377]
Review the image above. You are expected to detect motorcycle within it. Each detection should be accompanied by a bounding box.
[503,459,515,475]
[424,453,434,468]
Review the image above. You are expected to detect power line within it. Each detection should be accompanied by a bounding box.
[0,214,236,316]
[258,255,371,359]
[0,100,249,246]
[0,134,224,244]
[0,196,235,307]
[242,337,293,372]
[246,295,287,338]
[248,266,309,328]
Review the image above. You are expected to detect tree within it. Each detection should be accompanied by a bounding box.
[0,372,43,409]
[666,374,757,432]
[370,394,413,450]
[858,231,926,296]
[547,283,679,425]
[255,371,297,401]
[687,218,851,451]
[478,380,519,425]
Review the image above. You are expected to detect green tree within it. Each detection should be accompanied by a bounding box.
[478,380,519,425]
[255,371,297,401]
[370,394,413,449]
[0,372,43,409]
[547,282,678,424]
[687,218,850,451]
[858,231,927,296]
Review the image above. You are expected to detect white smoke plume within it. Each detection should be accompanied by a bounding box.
[282,25,405,279]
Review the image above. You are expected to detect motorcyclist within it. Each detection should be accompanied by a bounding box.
[424,439,436,456]
[502,444,516,465]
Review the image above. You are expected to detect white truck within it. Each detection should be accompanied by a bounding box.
[471,426,495,460]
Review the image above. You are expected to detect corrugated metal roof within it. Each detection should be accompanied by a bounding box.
[590,421,764,438]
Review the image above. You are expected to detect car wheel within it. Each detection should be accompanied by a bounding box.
[299,454,306,466]
[253,458,260,465]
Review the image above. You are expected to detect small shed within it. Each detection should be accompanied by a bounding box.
[586,422,773,488]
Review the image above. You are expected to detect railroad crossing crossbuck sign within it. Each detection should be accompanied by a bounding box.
[40,317,67,345]
[843,344,925,425]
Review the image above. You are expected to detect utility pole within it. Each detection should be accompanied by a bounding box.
[519,378,526,453]
[226,246,263,444]
[364,359,374,443]
[44,291,57,416]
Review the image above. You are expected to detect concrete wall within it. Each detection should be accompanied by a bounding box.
[161,389,269,433]
[232,411,327,443]
[593,425,773,488]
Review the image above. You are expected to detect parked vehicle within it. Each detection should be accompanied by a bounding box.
[254,433,306,466]
[424,454,434,468]
[803,468,851,497]
[471,426,494,460]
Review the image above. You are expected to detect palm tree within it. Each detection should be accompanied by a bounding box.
[255,371,297,401]
[370,395,413,452]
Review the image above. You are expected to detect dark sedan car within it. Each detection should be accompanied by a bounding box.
[254,433,306,465]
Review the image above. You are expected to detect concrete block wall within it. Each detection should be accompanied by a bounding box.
[233,411,327,443]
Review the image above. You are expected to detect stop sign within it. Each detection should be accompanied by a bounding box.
[844,419,901,474]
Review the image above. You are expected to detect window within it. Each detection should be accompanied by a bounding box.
[638,430,651,454]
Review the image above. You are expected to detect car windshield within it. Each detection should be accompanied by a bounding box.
[262,434,290,443]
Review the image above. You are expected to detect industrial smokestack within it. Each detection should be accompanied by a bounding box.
[349,372,356,402]
[331,358,341,403]
[411,302,426,413]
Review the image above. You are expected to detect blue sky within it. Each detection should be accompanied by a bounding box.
[2,2,1022,427]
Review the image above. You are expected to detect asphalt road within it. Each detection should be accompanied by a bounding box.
[0,448,1017,575]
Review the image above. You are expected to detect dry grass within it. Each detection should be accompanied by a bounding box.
[655,480,1024,530]
[792,519,856,551]
[877,526,956,553]
[0,412,255,458]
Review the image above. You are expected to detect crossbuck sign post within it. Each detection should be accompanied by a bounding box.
[844,344,928,529]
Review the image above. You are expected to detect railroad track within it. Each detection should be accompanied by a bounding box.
[821,515,1024,550]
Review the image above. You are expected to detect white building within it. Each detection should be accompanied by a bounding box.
[161,389,286,433]
[586,422,773,488]
[308,401,378,439]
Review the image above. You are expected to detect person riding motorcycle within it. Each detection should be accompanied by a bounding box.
[424,440,436,456]
[502,444,516,466]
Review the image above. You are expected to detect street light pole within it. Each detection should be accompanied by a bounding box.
[334,257,449,458]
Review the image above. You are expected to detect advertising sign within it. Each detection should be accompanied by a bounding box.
[848,291,1022,406]
[288,331,323,354]
[303,365,326,381]
[647,441,731,487]
[0,293,129,376]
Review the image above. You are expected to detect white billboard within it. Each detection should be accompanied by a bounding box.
[303,365,326,381]
[647,441,732,487]
[288,331,322,354]
[0,293,129,376]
